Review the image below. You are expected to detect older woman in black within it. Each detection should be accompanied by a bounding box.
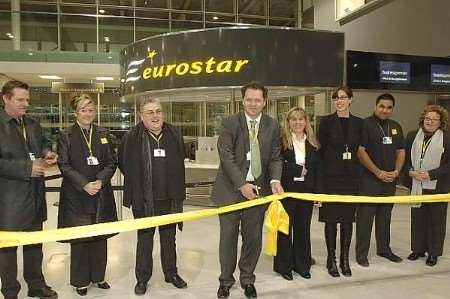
[57,94,118,296]
[404,105,450,267]
[317,86,362,277]
[273,107,322,280]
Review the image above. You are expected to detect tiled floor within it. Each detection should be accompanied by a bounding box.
[4,191,450,299]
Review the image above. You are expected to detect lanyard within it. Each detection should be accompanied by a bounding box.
[376,121,390,138]
[249,121,258,143]
[20,119,27,141]
[149,132,163,148]
[78,122,93,156]
[421,137,433,159]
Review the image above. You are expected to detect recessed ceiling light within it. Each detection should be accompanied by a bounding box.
[95,77,114,81]
[99,9,105,14]
[104,36,110,42]
[39,75,62,79]
[212,16,219,20]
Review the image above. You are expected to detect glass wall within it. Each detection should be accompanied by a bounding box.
[0,0,299,53]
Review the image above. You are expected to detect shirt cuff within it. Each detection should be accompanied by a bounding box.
[270,179,281,184]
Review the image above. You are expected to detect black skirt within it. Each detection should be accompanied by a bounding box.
[318,177,358,223]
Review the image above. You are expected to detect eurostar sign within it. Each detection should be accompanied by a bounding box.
[141,49,250,80]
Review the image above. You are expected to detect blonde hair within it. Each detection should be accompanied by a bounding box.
[281,107,320,150]
[70,94,95,111]
[418,105,449,131]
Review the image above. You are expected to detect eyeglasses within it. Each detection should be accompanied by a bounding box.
[141,110,162,117]
[424,117,440,122]
[332,96,349,101]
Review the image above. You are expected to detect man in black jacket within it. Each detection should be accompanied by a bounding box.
[0,80,58,299]
[119,97,187,296]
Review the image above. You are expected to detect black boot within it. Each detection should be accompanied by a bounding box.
[340,222,353,277]
[325,223,340,277]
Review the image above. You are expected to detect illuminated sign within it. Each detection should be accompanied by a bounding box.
[120,27,345,95]
[379,61,410,84]
[431,64,450,86]
[141,51,250,80]
[51,82,104,93]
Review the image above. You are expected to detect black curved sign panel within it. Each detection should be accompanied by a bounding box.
[120,27,344,95]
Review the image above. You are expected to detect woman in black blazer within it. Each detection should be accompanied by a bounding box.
[404,105,450,267]
[273,107,322,280]
[317,86,363,277]
[57,94,118,296]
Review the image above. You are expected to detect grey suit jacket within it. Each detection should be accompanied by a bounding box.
[211,112,282,207]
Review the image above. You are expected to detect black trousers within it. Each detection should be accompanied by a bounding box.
[218,204,266,287]
[70,238,107,287]
[411,199,448,257]
[0,218,46,298]
[356,177,396,259]
[274,198,313,274]
[133,200,177,283]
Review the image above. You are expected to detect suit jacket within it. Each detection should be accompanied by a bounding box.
[0,109,48,231]
[57,124,118,229]
[403,129,450,194]
[281,140,323,193]
[317,112,363,191]
[211,112,282,207]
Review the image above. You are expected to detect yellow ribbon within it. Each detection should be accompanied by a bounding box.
[263,198,289,256]
[1,192,450,251]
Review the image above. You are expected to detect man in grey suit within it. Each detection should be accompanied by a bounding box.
[212,81,284,298]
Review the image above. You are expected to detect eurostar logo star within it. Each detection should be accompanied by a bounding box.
[147,50,157,59]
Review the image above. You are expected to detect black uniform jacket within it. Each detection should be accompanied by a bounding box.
[57,124,118,230]
[280,140,323,194]
[0,109,49,231]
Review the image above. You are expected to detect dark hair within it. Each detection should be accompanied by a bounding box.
[331,85,353,99]
[376,93,395,106]
[418,105,449,131]
[1,80,29,98]
[241,81,268,99]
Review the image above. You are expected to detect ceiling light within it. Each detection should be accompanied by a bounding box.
[212,16,219,20]
[6,32,14,38]
[39,75,62,79]
[95,77,114,81]
[104,36,110,42]
[99,9,105,14]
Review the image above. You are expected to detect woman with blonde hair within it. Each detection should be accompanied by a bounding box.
[404,105,450,267]
[57,94,118,296]
[273,107,322,280]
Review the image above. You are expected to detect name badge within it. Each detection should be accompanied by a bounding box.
[154,149,166,157]
[293,177,305,182]
[383,136,393,144]
[247,151,251,161]
[100,138,108,144]
[87,156,99,166]
[342,152,352,160]
[29,153,36,161]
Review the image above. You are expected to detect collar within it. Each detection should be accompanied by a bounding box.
[372,113,388,124]
[292,132,307,143]
[0,108,24,124]
[244,113,262,124]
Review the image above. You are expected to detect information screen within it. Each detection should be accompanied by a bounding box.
[431,64,450,86]
[379,61,411,84]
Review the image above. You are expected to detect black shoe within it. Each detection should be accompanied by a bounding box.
[217,285,231,298]
[165,274,188,289]
[28,286,58,299]
[378,252,402,263]
[97,281,111,289]
[134,282,147,296]
[5,296,18,299]
[296,271,311,279]
[280,272,293,281]
[340,256,352,277]
[75,287,87,296]
[356,257,369,267]
[426,255,438,266]
[407,252,425,261]
[327,257,340,278]
[310,257,316,265]
[242,284,257,298]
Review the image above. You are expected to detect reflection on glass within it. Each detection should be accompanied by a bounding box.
[28,89,60,149]
[172,102,200,137]
[60,14,97,52]
[21,13,58,51]
[206,0,234,13]
[238,0,266,16]
[135,17,169,40]
[276,97,292,124]
[206,102,229,136]
[0,12,12,51]
[99,15,134,52]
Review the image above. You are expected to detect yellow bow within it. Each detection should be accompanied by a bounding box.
[264,198,290,256]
